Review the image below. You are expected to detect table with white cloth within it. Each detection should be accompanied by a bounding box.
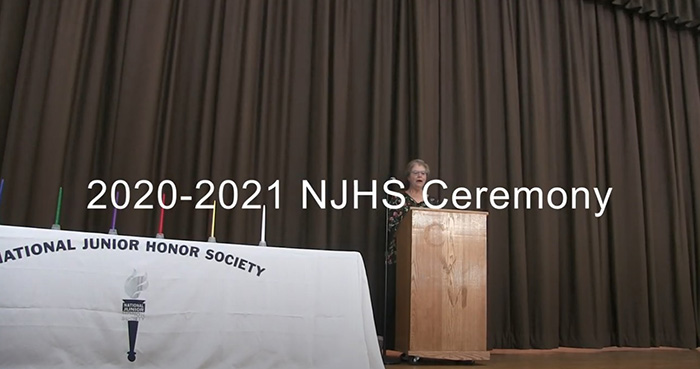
[0,225,384,369]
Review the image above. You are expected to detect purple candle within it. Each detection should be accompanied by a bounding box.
[111,191,119,229]
[0,178,4,206]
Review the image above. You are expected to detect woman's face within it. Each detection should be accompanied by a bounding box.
[407,164,428,191]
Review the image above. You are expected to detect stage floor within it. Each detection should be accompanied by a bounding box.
[387,347,700,368]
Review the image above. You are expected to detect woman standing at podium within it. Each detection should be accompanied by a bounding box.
[384,159,437,355]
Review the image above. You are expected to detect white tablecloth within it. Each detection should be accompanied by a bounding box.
[0,225,384,369]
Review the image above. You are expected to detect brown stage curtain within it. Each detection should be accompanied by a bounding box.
[0,0,699,349]
[594,0,700,30]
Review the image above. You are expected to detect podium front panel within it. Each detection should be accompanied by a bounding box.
[395,208,488,360]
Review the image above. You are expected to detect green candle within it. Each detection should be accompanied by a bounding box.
[55,187,63,225]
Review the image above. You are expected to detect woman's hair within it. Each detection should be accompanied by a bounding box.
[404,159,431,178]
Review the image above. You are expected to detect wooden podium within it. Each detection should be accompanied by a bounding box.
[395,207,489,361]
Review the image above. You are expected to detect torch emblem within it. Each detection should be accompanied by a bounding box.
[122,269,149,362]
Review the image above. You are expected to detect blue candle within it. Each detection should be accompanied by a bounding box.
[111,191,119,229]
[0,178,4,207]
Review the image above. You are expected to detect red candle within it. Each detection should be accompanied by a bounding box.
[158,193,165,234]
